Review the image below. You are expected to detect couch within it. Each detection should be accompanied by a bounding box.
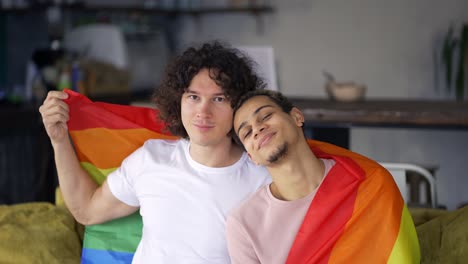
[0,198,467,263]
[0,191,84,264]
[411,206,468,263]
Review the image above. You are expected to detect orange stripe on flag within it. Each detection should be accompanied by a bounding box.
[292,140,410,263]
[70,128,177,168]
[327,165,404,262]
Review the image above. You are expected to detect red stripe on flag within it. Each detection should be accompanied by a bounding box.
[286,154,365,264]
[64,89,169,133]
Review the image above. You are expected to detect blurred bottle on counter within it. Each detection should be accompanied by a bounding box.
[29,37,64,102]
[71,61,84,93]
[57,63,70,91]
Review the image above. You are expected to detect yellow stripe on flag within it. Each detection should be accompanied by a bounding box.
[387,205,421,264]
[80,162,118,185]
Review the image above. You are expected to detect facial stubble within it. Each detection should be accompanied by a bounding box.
[267,142,288,164]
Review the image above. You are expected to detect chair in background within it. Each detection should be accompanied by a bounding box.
[380,162,437,208]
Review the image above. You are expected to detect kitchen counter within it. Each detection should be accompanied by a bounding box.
[289,98,468,129]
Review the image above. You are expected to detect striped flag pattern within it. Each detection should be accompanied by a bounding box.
[64,89,177,263]
[286,140,420,264]
[64,89,419,263]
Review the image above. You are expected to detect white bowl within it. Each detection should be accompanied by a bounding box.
[326,83,366,102]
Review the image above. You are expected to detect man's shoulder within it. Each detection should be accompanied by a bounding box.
[230,185,269,221]
[123,138,186,165]
[242,157,270,175]
[308,140,385,177]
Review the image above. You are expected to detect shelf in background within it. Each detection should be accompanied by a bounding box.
[290,98,468,129]
[1,4,274,15]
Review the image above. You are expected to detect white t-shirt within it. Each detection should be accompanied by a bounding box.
[107,139,271,264]
[226,159,335,264]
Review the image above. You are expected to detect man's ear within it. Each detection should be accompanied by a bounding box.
[290,107,305,127]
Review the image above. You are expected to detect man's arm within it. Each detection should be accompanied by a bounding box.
[40,91,138,225]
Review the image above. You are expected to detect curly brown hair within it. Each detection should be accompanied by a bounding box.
[152,41,266,138]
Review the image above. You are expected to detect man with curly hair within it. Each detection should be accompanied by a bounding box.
[39,41,271,263]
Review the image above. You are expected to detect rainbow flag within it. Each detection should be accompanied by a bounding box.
[286,140,420,263]
[64,90,177,263]
[64,89,419,263]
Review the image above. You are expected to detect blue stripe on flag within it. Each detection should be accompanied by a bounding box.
[81,248,134,264]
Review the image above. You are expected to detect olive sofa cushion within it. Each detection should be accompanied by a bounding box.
[0,202,82,264]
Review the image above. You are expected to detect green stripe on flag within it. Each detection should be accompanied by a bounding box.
[83,212,143,253]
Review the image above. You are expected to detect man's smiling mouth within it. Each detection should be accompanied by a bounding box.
[258,132,276,150]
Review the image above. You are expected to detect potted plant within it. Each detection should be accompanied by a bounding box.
[441,23,468,101]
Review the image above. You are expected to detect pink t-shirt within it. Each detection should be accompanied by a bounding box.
[226,159,335,264]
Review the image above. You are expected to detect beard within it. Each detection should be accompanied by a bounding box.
[267,142,288,164]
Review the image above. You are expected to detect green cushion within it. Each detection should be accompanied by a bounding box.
[415,206,468,264]
[0,202,82,264]
[409,207,448,226]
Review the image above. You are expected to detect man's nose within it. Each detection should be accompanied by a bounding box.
[254,126,265,139]
[196,100,212,117]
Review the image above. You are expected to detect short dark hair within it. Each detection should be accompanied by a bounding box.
[152,41,266,138]
[232,89,295,148]
[234,89,293,114]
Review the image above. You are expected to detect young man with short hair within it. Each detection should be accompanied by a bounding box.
[227,90,420,264]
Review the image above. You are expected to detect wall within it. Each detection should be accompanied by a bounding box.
[3,0,467,209]
[176,0,468,209]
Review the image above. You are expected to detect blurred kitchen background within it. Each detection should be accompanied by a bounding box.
[1,0,467,210]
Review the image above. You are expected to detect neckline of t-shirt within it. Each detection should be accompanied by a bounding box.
[265,158,336,205]
[183,139,248,174]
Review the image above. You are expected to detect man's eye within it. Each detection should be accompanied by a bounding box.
[213,97,225,102]
[262,113,272,120]
[243,130,252,139]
